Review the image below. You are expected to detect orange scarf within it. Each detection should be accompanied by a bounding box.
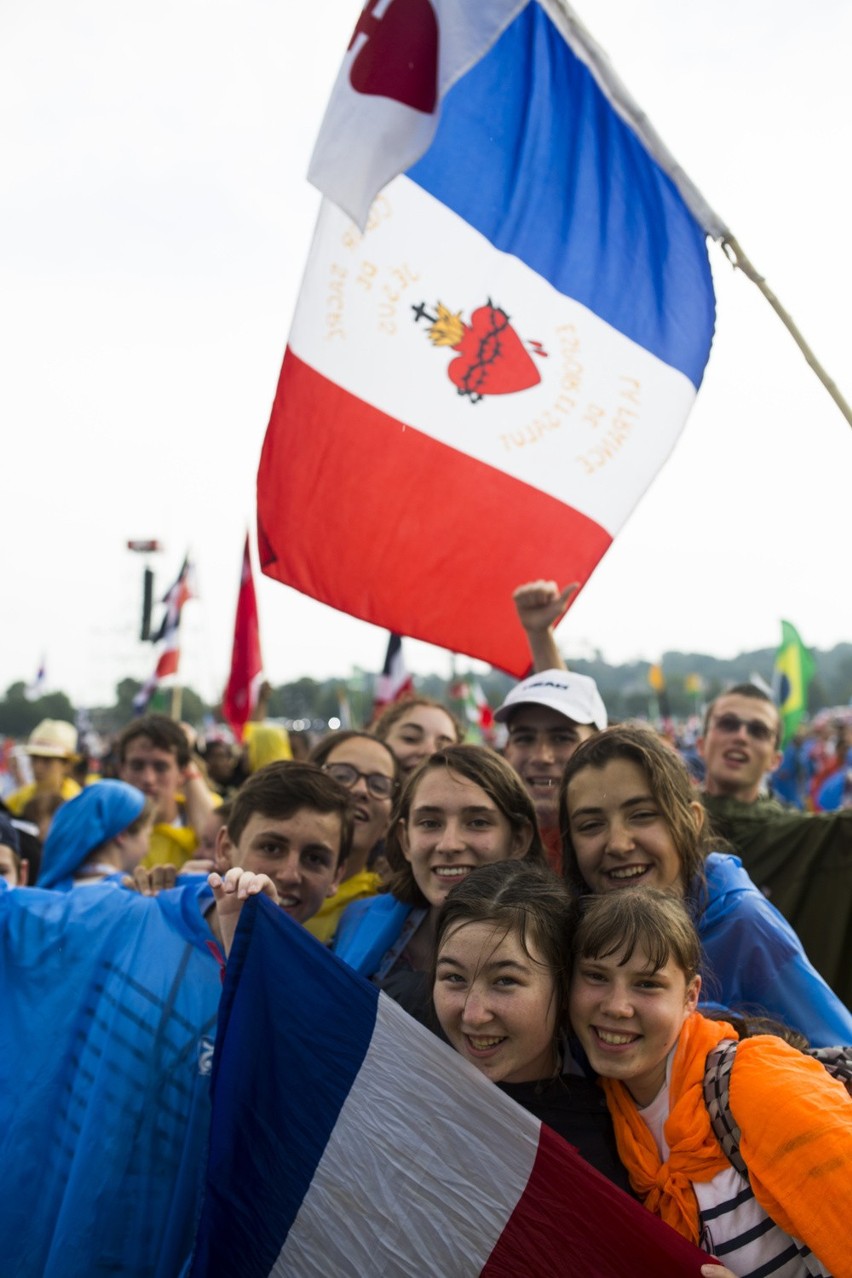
[732,1034,852,1277]
[602,1013,733,1243]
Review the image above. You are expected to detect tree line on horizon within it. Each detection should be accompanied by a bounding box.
[1,641,850,740]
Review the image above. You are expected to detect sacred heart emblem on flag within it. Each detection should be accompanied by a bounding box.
[349,0,439,114]
[412,297,546,402]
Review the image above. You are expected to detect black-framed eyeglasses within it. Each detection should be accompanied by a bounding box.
[711,713,776,744]
[324,762,395,800]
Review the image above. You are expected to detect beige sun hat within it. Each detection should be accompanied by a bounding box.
[26,719,79,759]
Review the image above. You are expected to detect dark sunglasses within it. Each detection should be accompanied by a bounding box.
[711,713,776,744]
[324,762,395,800]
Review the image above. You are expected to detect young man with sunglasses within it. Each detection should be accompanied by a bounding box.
[699,683,852,1008]
[699,684,783,804]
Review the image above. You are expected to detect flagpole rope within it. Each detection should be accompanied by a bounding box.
[721,235,852,430]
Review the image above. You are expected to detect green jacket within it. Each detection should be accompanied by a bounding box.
[702,793,852,1010]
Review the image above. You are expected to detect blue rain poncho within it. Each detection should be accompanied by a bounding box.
[0,879,221,1277]
[38,779,146,889]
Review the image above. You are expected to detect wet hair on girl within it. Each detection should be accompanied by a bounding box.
[433,860,573,1033]
[559,725,710,902]
[372,697,463,745]
[384,744,548,907]
[570,888,701,985]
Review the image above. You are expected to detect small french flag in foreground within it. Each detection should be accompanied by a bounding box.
[189,896,711,1276]
[257,0,724,675]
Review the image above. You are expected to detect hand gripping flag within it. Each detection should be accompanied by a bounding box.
[257,0,724,675]
[190,895,712,1276]
[222,535,264,740]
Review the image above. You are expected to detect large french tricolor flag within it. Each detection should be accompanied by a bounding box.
[257,0,725,676]
[189,896,711,1275]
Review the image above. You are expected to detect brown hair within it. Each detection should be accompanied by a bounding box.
[385,744,547,907]
[703,1009,809,1051]
[372,697,463,745]
[570,888,701,985]
[20,791,64,826]
[227,762,354,868]
[433,860,573,1033]
[308,730,399,788]
[124,795,157,836]
[559,725,708,904]
[118,715,191,768]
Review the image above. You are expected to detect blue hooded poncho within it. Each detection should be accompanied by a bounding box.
[38,780,146,890]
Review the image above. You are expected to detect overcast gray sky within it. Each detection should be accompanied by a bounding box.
[2,0,849,707]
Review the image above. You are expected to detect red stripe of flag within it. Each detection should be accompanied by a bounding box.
[482,1124,712,1276]
[155,647,180,679]
[257,351,611,676]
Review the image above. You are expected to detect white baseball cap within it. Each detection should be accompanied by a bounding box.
[495,669,608,730]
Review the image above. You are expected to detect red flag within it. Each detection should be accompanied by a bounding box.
[222,537,264,740]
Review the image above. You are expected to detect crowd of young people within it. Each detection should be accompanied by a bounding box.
[2,606,851,1276]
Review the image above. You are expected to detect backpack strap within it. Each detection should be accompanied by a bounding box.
[704,1039,852,1180]
[703,1039,747,1178]
[809,1044,852,1089]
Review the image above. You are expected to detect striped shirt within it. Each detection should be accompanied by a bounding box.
[639,1056,830,1278]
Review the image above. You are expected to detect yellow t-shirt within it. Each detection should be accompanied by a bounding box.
[140,790,221,870]
[305,870,383,945]
[5,776,81,815]
[142,822,198,871]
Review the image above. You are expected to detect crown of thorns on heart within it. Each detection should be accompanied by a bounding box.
[411,298,547,404]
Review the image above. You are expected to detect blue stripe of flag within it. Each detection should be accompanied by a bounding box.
[409,3,715,388]
[190,896,379,1278]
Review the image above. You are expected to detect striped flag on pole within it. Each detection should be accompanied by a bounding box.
[149,555,196,646]
[257,0,721,676]
[451,678,495,742]
[24,656,47,701]
[373,631,414,714]
[135,554,196,713]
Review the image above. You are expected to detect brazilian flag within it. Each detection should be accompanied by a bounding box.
[773,620,815,745]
